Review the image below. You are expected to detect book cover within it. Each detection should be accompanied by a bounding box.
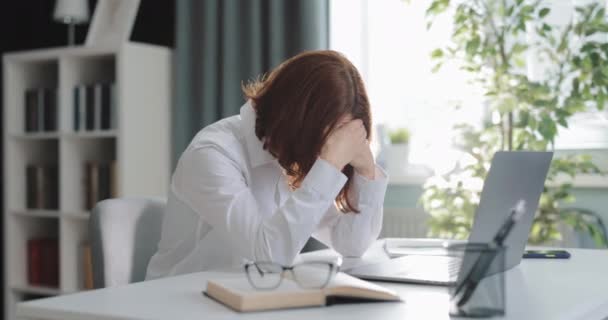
[85,85,95,131]
[43,165,59,210]
[98,163,108,202]
[27,239,43,286]
[35,166,45,209]
[74,86,80,131]
[27,238,59,288]
[100,83,112,130]
[74,85,90,131]
[94,83,102,130]
[24,89,39,132]
[26,165,37,209]
[80,85,88,131]
[26,165,59,209]
[205,272,401,312]
[43,88,57,131]
[37,89,45,133]
[40,238,59,288]
[85,162,100,210]
[82,243,94,290]
[110,160,118,198]
[110,82,117,129]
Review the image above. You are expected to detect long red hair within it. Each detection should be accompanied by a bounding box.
[242,50,372,213]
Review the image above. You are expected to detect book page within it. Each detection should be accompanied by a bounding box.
[325,272,400,300]
[209,275,318,296]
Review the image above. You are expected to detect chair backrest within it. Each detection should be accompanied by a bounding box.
[89,197,166,288]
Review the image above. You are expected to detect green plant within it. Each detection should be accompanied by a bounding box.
[389,128,411,144]
[421,0,607,246]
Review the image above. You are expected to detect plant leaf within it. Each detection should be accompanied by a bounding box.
[539,8,550,18]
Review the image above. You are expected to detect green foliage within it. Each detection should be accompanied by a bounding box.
[422,0,608,246]
[389,128,411,144]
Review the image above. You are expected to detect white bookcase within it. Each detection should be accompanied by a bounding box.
[2,43,172,320]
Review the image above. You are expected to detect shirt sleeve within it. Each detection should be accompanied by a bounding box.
[171,146,347,266]
[313,165,388,257]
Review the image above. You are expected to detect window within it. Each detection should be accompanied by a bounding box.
[330,0,484,175]
[330,0,608,177]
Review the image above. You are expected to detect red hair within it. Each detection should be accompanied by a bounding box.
[242,50,371,213]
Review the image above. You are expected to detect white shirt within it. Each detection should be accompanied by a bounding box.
[145,101,388,280]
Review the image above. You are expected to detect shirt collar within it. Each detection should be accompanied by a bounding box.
[240,101,276,168]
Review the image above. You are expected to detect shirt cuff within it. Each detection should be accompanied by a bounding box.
[351,164,389,207]
[301,158,348,200]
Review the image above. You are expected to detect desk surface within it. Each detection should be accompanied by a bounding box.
[17,241,608,320]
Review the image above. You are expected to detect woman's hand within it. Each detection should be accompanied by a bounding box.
[320,119,375,179]
[320,119,366,171]
[350,140,375,180]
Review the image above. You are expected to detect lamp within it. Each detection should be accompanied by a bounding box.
[53,0,90,46]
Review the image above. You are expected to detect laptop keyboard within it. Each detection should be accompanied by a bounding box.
[394,256,463,282]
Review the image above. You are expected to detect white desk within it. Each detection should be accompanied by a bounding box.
[16,241,608,320]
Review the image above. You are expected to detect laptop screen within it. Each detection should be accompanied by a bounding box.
[467,151,553,271]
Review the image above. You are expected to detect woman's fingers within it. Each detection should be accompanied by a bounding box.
[320,118,368,171]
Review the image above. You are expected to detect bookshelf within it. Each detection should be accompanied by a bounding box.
[2,43,172,320]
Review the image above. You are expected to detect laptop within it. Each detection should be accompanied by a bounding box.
[347,151,553,285]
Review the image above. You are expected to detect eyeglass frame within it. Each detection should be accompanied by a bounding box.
[244,260,341,290]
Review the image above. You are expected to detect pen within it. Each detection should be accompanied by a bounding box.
[453,200,527,308]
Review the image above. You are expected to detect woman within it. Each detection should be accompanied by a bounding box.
[146,50,388,280]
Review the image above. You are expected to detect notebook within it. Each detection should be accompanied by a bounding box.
[204,272,401,312]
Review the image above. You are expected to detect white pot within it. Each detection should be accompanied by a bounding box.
[385,143,410,176]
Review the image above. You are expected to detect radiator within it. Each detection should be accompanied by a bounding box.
[380,207,430,238]
[380,207,588,248]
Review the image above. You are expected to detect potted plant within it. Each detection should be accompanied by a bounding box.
[385,127,412,176]
[421,0,607,245]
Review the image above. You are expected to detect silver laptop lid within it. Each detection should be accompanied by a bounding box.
[468,151,553,271]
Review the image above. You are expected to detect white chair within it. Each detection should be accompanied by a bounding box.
[89,197,166,288]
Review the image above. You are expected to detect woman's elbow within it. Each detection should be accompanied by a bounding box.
[331,233,376,258]
[252,224,299,265]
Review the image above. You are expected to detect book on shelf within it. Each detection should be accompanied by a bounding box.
[101,83,113,130]
[42,88,57,131]
[84,160,118,210]
[94,84,102,130]
[110,160,118,198]
[25,164,59,210]
[205,272,401,312]
[24,89,39,132]
[98,162,112,201]
[73,82,115,132]
[73,85,84,131]
[81,242,94,290]
[27,238,59,288]
[24,88,57,133]
[84,162,100,210]
[85,85,95,130]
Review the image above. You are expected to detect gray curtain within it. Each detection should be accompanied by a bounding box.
[173,0,330,164]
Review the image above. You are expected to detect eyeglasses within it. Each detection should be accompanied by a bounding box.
[244,260,340,290]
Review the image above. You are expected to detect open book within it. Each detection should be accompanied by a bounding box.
[205,272,401,312]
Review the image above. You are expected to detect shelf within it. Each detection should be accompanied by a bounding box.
[11,210,60,219]
[63,211,90,220]
[4,43,172,320]
[65,130,118,139]
[10,131,118,140]
[12,285,62,296]
[11,132,61,140]
[10,210,91,220]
